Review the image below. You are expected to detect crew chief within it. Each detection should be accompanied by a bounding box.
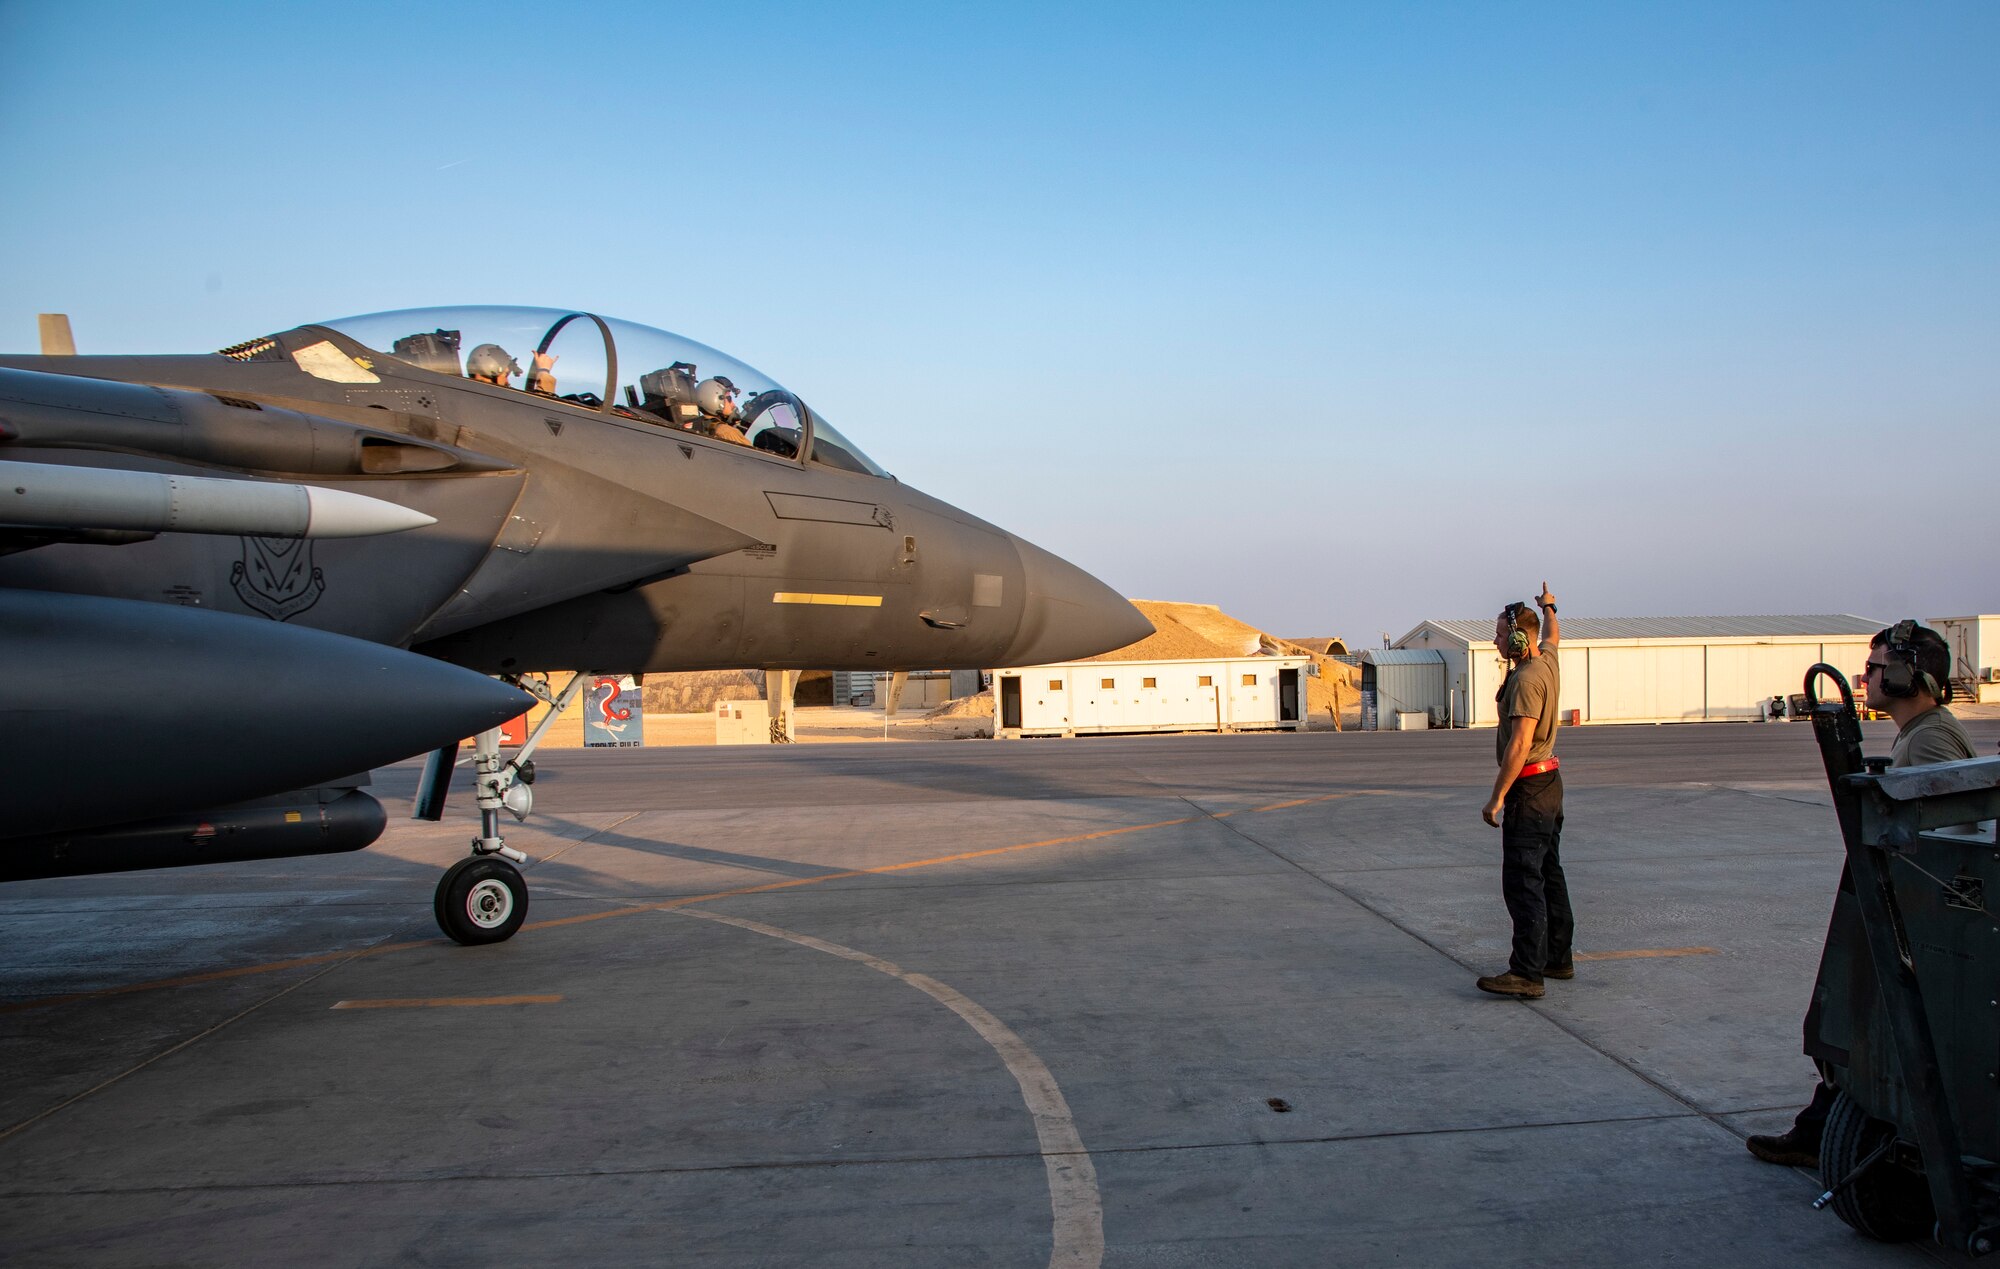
[1476,583,1573,1001]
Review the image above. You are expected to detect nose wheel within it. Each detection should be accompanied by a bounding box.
[435,855,529,945]
[422,675,596,946]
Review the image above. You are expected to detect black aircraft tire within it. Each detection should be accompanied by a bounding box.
[436,857,529,946]
[1820,1090,1933,1242]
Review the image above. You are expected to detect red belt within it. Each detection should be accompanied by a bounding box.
[1518,758,1560,778]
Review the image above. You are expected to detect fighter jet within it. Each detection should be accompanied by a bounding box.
[0,305,1150,943]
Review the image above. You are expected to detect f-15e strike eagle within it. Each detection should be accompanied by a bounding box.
[0,306,1149,943]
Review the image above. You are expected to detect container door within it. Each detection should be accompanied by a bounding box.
[1278,668,1299,721]
[1000,675,1023,729]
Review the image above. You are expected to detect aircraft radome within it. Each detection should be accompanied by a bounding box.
[0,305,1151,943]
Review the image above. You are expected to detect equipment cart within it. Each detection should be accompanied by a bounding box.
[1803,665,2000,1255]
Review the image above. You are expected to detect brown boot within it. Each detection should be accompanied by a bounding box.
[1545,961,1575,980]
[1475,971,1545,999]
[1745,1127,1818,1168]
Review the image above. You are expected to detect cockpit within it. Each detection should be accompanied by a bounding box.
[297,305,888,478]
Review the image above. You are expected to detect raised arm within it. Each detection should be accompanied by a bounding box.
[1538,580,1560,649]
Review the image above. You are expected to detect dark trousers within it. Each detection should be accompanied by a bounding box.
[1791,1080,1837,1142]
[1501,770,1572,982]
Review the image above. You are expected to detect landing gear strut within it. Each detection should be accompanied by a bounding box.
[426,672,592,945]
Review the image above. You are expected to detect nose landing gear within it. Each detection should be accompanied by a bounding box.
[421,671,594,945]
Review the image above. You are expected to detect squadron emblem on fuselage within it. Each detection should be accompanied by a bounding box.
[230,536,325,621]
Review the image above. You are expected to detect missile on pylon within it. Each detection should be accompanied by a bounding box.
[0,460,436,539]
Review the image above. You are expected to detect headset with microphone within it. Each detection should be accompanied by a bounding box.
[1873,619,1947,702]
[1503,602,1531,659]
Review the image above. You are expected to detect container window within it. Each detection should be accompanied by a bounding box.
[1048,680,1063,690]
[1198,675,1213,687]
[1100,678,1115,689]
[1242,674,1256,686]
[1142,677,1157,689]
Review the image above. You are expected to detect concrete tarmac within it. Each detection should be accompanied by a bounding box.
[4,718,1994,1266]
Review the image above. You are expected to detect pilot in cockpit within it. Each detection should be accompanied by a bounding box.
[465,344,519,386]
[465,343,558,394]
[695,376,749,445]
[634,365,743,444]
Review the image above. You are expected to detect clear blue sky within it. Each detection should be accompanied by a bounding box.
[3,2,1993,644]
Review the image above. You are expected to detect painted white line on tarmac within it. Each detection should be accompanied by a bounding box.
[673,907,1103,1269]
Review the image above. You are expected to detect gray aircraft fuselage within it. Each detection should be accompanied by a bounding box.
[0,306,1150,894]
[0,322,1140,674]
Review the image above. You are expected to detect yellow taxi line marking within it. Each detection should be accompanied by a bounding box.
[679,908,1102,1269]
[1573,947,1718,962]
[2,793,1384,1014]
[1209,792,1356,821]
[330,994,562,1010]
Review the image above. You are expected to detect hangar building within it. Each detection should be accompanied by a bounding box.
[1394,615,1882,727]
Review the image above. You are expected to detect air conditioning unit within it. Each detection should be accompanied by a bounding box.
[1983,667,2000,684]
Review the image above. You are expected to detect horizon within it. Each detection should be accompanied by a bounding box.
[4,2,1993,644]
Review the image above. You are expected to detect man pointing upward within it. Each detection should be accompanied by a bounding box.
[1477,582,1573,1001]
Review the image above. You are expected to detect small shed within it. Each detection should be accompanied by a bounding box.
[1359,650,1448,730]
[1395,615,1883,727]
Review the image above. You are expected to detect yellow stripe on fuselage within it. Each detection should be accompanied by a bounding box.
[771,592,884,607]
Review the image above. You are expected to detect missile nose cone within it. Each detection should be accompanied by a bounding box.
[303,486,438,538]
[1002,536,1152,667]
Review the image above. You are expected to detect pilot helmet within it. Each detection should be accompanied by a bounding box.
[465,344,522,379]
[695,375,739,418]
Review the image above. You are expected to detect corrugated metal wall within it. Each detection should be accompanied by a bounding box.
[1401,624,1876,726]
[1363,659,1448,728]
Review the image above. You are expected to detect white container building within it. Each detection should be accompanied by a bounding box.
[1930,615,2000,704]
[995,656,1309,737]
[1394,615,1883,727]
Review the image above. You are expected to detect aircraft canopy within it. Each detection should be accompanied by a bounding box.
[302,305,887,477]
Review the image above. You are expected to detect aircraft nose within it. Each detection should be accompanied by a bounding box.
[1002,535,1152,666]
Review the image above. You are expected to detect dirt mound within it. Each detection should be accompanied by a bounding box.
[1152,602,1266,657]
[795,670,833,706]
[641,670,763,713]
[1306,659,1357,725]
[1082,601,1237,662]
[929,691,995,719]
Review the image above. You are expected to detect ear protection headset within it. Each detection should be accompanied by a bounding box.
[1503,603,1530,658]
[1875,620,1944,701]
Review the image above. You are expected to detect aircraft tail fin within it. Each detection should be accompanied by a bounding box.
[37,313,76,356]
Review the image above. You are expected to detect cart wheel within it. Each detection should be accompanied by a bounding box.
[435,857,529,946]
[1820,1090,1933,1242]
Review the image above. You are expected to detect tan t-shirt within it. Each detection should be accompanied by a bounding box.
[1496,644,1560,766]
[1891,705,1976,768]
